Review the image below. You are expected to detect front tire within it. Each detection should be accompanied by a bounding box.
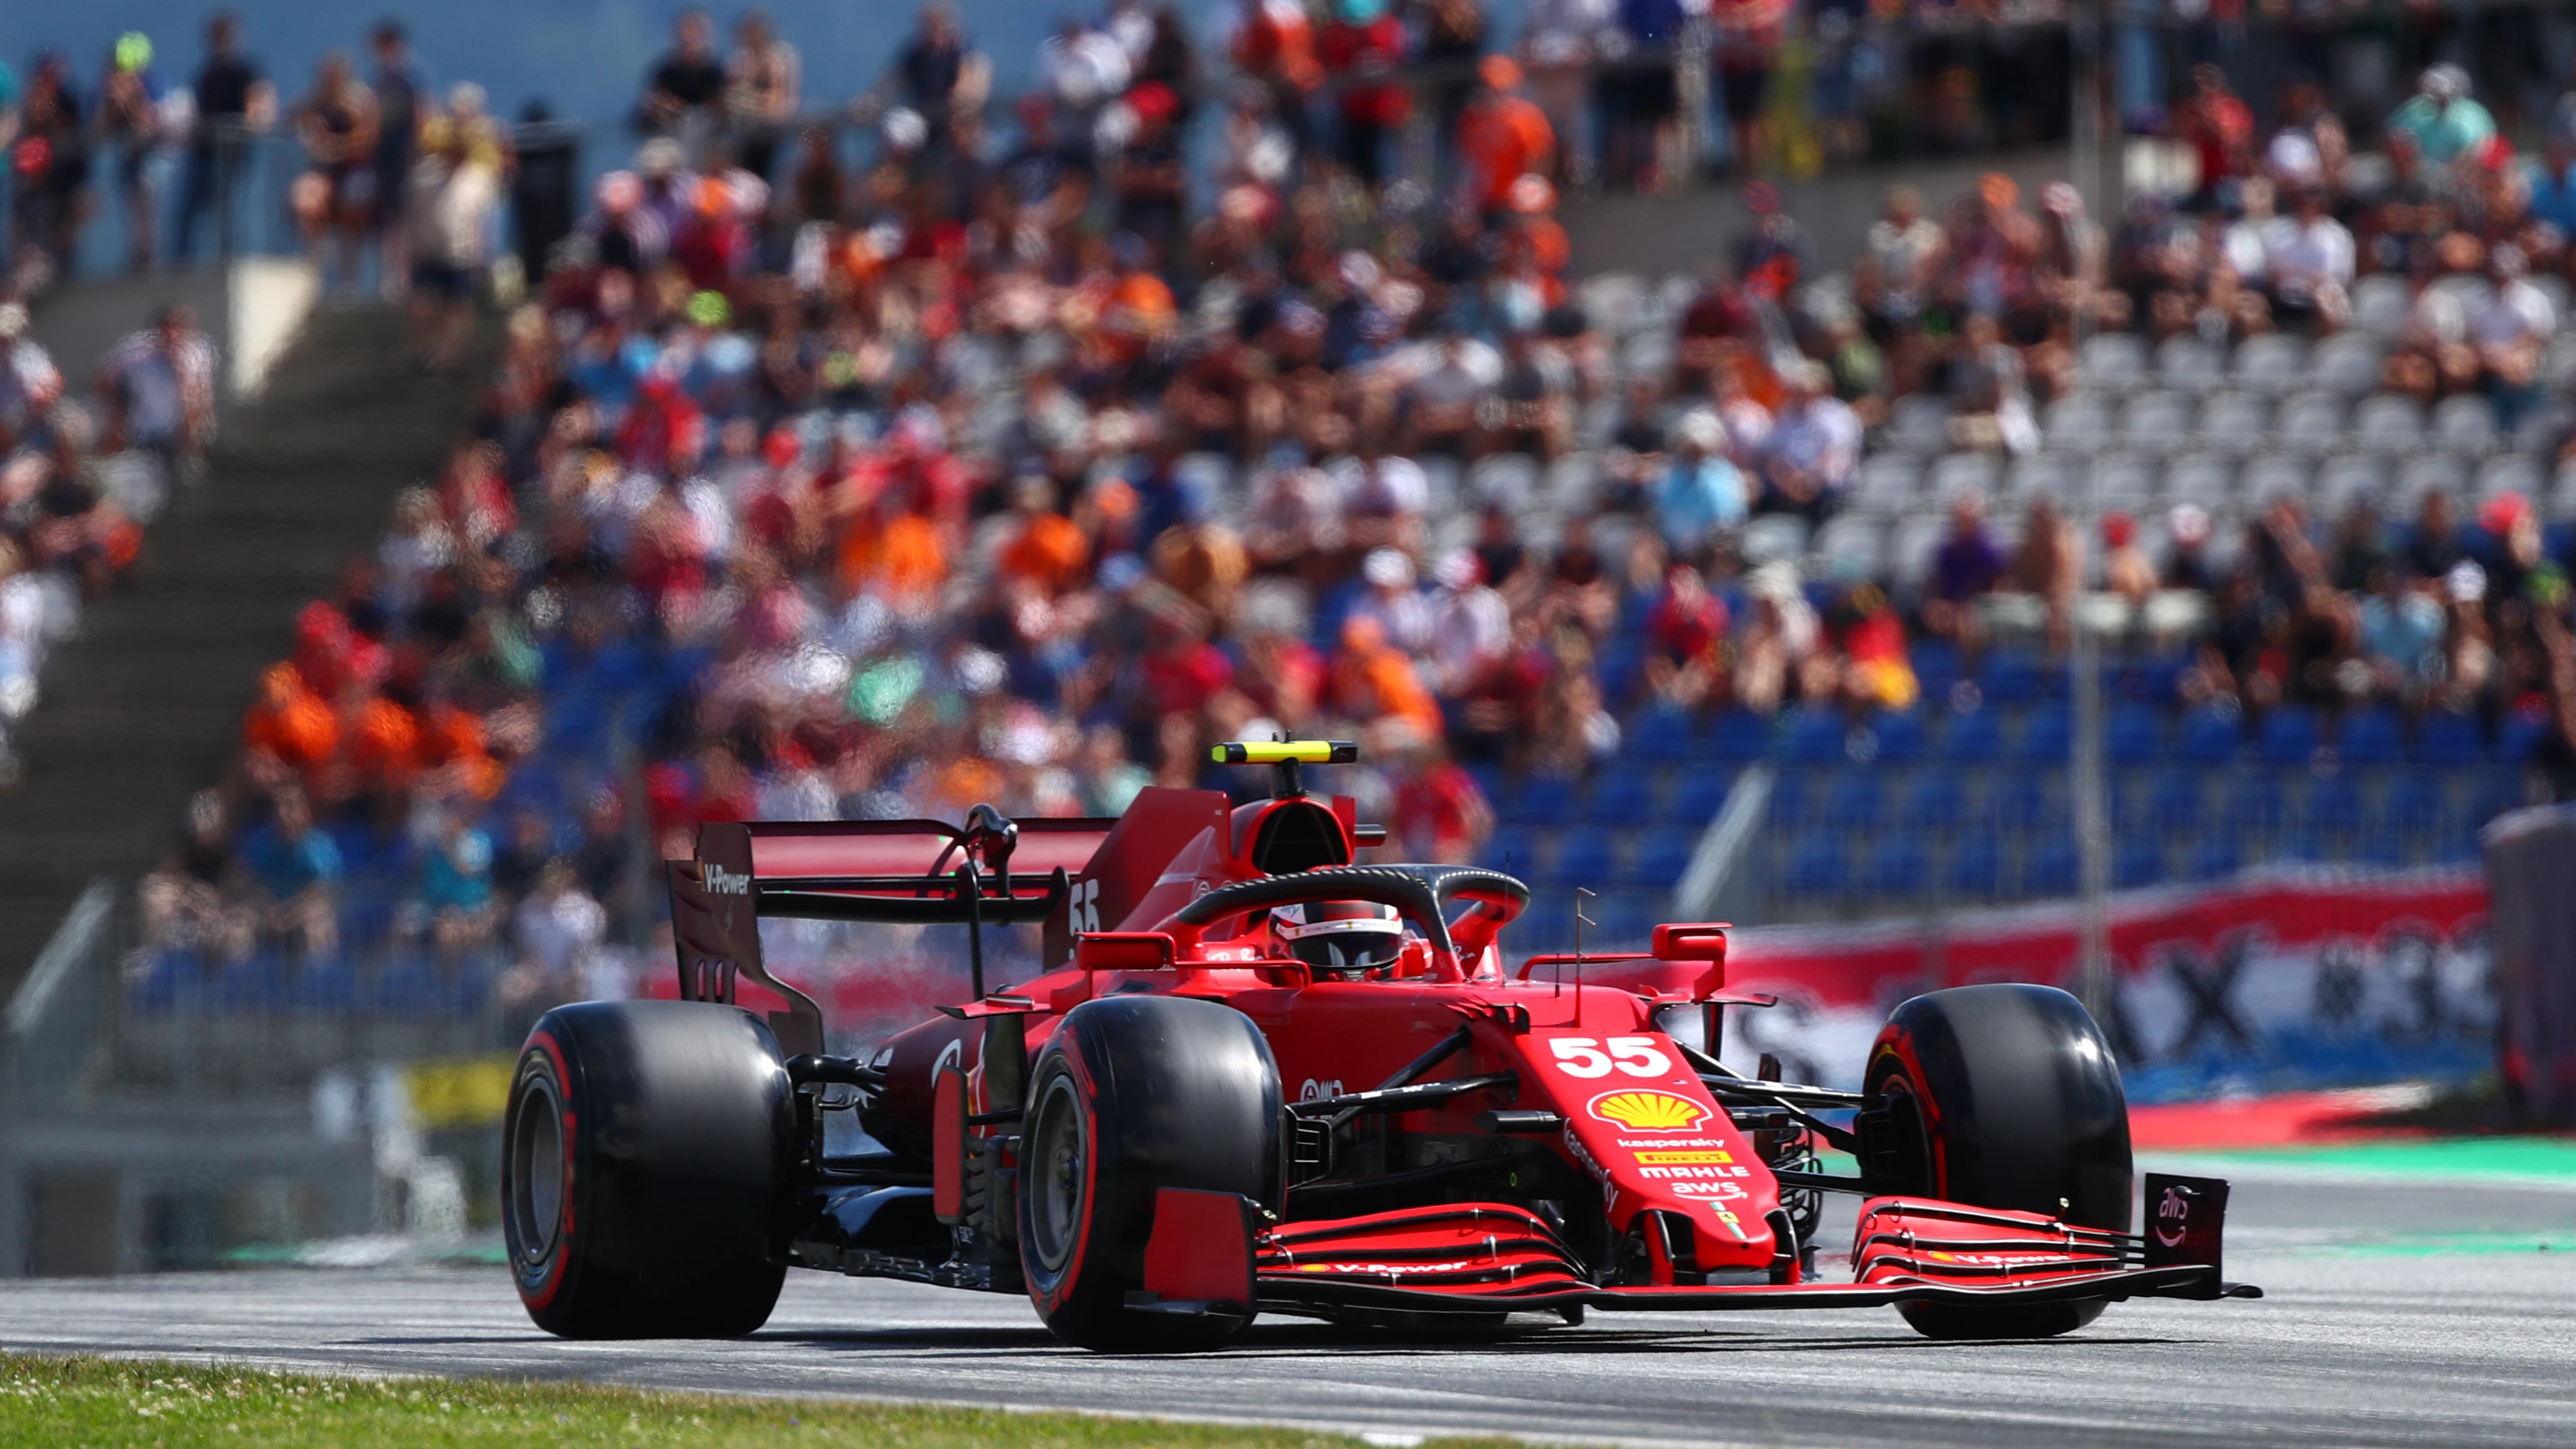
[504,1000,793,1338]
[1019,996,1282,1352]
[1864,983,2133,1340]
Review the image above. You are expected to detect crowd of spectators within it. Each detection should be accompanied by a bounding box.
[88,9,2576,1014]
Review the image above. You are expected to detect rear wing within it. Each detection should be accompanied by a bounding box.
[668,807,1112,1055]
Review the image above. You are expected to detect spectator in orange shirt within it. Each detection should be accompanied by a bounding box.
[997,477,1090,596]
[243,662,340,779]
[1457,56,1553,215]
[1333,615,1445,745]
[345,691,424,792]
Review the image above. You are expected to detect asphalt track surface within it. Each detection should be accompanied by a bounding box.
[4,1165,2573,1448]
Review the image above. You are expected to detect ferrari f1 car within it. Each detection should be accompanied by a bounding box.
[502,741,2259,1351]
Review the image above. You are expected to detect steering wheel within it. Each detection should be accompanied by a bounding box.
[1167,865,1530,966]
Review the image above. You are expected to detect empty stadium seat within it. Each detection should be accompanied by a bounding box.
[2146,770,2203,836]
[1938,709,2002,764]
[2240,452,2310,507]
[2339,707,2401,765]
[2226,775,2286,835]
[2430,395,2499,454]
[2019,704,2074,762]
[2023,837,2079,896]
[1629,707,1698,766]
[1910,639,1962,696]
[2190,835,2244,881]
[2164,452,2236,510]
[1866,834,1932,896]
[1813,515,1891,578]
[1987,774,2050,832]
[2310,334,2384,398]
[1591,769,1655,822]
[2120,393,2195,454]
[2306,776,2364,839]
[1870,709,1927,764]
[2116,836,2166,889]
[1854,454,1925,513]
[1669,770,1732,824]
[1741,514,1811,565]
[2276,392,2346,453]
[2199,392,2271,457]
[2350,276,2413,339]
[1707,709,1772,762]
[2412,710,2482,768]
[2316,453,2388,517]
[1783,836,1849,896]
[1904,774,1967,832]
[2383,772,2445,836]
[1984,652,2042,703]
[2258,706,2322,765]
[2354,394,2425,453]
[1508,775,1575,827]
[2004,452,2075,508]
[2231,333,2309,395]
[1948,834,2002,896]
[2044,394,2113,453]
[2176,706,2243,764]
[1823,774,1886,830]
[2394,452,2471,511]
[1886,395,1955,454]
[2156,336,2225,393]
[2475,454,2543,504]
[2078,333,2150,392]
[2106,704,2165,764]
[1779,707,1847,764]
[1630,836,1698,890]
[1553,828,1618,887]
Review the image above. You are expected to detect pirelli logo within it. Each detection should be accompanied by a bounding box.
[1633,1150,1733,1167]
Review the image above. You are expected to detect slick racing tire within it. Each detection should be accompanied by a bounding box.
[1864,983,2133,1341]
[1019,996,1283,1352]
[504,1000,793,1338]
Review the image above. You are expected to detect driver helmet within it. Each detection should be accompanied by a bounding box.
[1271,900,1405,975]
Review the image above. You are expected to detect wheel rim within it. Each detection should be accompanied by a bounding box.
[1025,1071,1086,1274]
[509,1078,564,1263]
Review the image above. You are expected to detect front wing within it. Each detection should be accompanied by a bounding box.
[1137,1174,2260,1320]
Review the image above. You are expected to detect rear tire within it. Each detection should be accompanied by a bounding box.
[504,1000,793,1338]
[1864,983,2133,1341]
[1019,996,1282,1352]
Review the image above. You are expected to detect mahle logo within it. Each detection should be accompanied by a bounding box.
[704,863,753,896]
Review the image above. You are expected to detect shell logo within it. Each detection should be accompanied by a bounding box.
[1588,1089,1709,1133]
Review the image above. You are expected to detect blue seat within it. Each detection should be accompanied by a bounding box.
[1590,770,1655,823]
[2498,709,2545,764]
[2411,711,2482,768]
[1985,652,2041,704]
[2106,706,2165,764]
[1987,776,2050,832]
[1871,710,1927,765]
[2019,705,2074,762]
[1904,774,1966,833]
[2356,834,2410,868]
[1779,708,1846,765]
[2435,829,2484,865]
[2382,772,2444,836]
[1597,894,1661,949]
[2177,707,2244,765]
[1552,829,1618,888]
[1668,770,1731,825]
[2023,836,2079,896]
[1947,835,2001,896]
[2258,706,2322,766]
[2116,836,2165,889]
[1782,836,1849,896]
[1630,707,1696,766]
[1515,900,1573,951]
[1767,772,1812,828]
[1823,774,1886,831]
[2305,777,2363,838]
[2148,771,2203,836]
[2339,708,2401,766]
[2135,652,2191,704]
[2467,776,2526,831]
[1598,641,1647,708]
[1509,776,1574,828]
[1866,834,1931,896]
[2190,835,2242,882]
[2225,776,2286,836]
[1629,836,1698,890]
[1938,709,2002,764]
[1707,709,1772,762]
[1911,639,1962,699]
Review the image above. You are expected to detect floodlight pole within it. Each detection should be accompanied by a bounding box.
[2069,0,2118,1027]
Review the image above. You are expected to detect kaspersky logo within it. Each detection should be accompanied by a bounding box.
[704,863,753,896]
[1588,1089,1710,1133]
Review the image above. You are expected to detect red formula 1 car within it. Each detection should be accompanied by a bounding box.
[502,742,2259,1351]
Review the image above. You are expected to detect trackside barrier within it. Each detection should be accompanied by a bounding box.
[1708,866,2492,1103]
[2485,804,2576,1128]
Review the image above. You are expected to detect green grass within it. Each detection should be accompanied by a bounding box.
[0,1355,1504,1449]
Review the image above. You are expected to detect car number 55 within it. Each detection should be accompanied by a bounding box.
[1548,1036,1672,1079]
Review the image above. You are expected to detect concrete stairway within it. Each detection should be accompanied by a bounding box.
[0,307,491,1001]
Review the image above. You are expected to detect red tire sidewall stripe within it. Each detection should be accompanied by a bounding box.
[518,1029,577,1312]
[1032,1044,1103,1315]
